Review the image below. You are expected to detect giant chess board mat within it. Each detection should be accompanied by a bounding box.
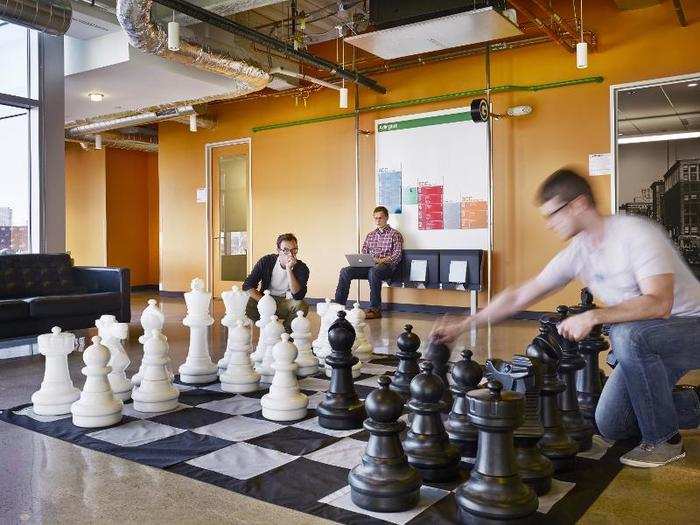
[1,355,629,524]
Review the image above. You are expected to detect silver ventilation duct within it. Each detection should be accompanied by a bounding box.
[66,132,159,152]
[0,0,72,35]
[116,0,269,93]
[66,105,196,136]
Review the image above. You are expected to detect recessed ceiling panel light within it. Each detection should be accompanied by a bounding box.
[688,83,698,87]
[88,92,104,102]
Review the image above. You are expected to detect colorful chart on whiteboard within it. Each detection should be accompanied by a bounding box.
[375,107,489,250]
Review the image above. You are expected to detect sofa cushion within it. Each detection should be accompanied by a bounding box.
[0,254,78,299]
[0,300,30,322]
[26,292,122,319]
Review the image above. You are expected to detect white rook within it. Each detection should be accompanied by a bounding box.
[31,327,80,416]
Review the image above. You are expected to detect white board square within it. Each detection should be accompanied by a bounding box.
[537,479,575,514]
[306,392,326,410]
[19,406,71,423]
[193,415,283,442]
[320,484,449,525]
[298,377,331,391]
[122,402,188,420]
[87,420,185,447]
[187,442,298,480]
[292,416,364,438]
[197,395,262,416]
[304,438,367,469]
[361,363,396,375]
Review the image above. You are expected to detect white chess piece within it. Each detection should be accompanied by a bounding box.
[291,311,318,377]
[95,315,132,401]
[220,320,261,393]
[71,336,123,428]
[179,277,218,383]
[257,315,286,383]
[311,298,332,351]
[250,290,276,364]
[132,329,179,412]
[347,302,374,363]
[315,303,344,364]
[261,334,308,421]
[218,285,250,372]
[132,299,168,386]
[31,327,80,416]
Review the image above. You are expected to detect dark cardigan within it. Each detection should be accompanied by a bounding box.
[242,253,310,301]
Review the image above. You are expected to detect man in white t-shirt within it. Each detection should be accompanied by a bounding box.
[432,168,700,468]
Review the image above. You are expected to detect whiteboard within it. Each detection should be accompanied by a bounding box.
[375,107,489,250]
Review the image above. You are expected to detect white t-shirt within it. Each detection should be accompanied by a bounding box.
[536,215,700,317]
[269,257,292,298]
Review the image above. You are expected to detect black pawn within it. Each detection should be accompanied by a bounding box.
[572,290,610,424]
[390,324,421,400]
[558,336,594,452]
[403,362,460,482]
[528,325,578,473]
[349,375,422,512]
[456,380,538,524]
[317,311,366,430]
[485,355,554,496]
[446,349,483,457]
[424,341,453,412]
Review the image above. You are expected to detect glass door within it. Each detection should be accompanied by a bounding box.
[211,142,251,297]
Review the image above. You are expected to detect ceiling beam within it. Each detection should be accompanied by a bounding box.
[153,0,387,93]
[672,0,687,27]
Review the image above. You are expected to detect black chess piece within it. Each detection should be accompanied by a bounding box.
[528,320,579,473]
[456,380,538,524]
[571,289,610,424]
[445,349,483,457]
[424,341,452,412]
[390,325,421,400]
[317,311,366,430]
[348,375,422,512]
[485,356,554,496]
[403,362,460,482]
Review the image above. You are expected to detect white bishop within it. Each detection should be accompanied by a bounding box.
[315,302,344,364]
[347,302,374,363]
[256,314,286,383]
[250,290,276,364]
[132,299,169,386]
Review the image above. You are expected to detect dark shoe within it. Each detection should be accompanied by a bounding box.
[620,441,686,468]
[364,308,382,320]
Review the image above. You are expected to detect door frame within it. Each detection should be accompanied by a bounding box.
[204,137,253,294]
[609,71,700,215]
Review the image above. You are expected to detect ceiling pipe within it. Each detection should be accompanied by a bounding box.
[66,105,197,136]
[270,67,342,91]
[151,0,387,94]
[672,0,687,27]
[508,0,575,53]
[0,0,72,35]
[529,0,589,47]
[65,132,159,152]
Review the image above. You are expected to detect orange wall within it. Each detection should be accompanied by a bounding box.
[158,0,700,310]
[65,143,107,266]
[65,146,160,286]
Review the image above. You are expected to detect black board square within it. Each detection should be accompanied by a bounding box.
[178,388,236,406]
[248,425,340,456]
[149,407,232,429]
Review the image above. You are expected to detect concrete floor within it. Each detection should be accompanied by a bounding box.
[0,292,698,524]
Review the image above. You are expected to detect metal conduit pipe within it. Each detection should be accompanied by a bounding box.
[529,0,582,45]
[65,133,159,152]
[508,0,575,53]
[0,0,72,35]
[66,105,197,136]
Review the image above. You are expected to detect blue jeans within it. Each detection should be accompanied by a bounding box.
[334,264,395,309]
[595,317,700,445]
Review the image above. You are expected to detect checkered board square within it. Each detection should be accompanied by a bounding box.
[0,358,628,524]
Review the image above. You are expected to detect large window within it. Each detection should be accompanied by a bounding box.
[0,23,38,254]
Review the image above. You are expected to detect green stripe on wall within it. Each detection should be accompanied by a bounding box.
[377,111,472,132]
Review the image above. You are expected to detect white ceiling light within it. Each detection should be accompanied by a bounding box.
[95,134,102,149]
[189,113,197,132]
[168,12,180,51]
[618,131,700,144]
[576,0,587,69]
[339,87,348,109]
[689,82,698,87]
[88,92,104,102]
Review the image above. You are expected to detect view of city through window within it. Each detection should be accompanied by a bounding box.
[0,23,33,254]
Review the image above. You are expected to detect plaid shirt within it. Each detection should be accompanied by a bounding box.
[361,225,404,268]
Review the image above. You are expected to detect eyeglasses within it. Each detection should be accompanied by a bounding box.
[280,248,298,255]
[543,200,571,219]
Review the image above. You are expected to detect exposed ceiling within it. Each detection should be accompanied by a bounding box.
[617,79,700,136]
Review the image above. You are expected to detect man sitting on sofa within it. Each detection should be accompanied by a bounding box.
[243,233,310,332]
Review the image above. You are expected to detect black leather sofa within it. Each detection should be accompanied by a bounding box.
[0,253,130,339]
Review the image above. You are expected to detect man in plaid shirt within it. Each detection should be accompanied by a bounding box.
[334,206,404,319]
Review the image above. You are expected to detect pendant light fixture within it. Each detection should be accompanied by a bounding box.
[168,11,180,52]
[576,0,587,69]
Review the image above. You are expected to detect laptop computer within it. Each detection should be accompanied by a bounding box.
[345,254,376,267]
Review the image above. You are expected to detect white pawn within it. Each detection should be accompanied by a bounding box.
[257,315,286,383]
[261,334,308,421]
[347,302,374,363]
[95,315,132,401]
[218,285,250,372]
[250,290,276,364]
[133,299,169,386]
[220,320,261,393]
[315,303,345,363]
[132,329,179,412]
[31,327,80,416]
[291,311,318,377]
[311,298,332,351]
[71,336,123,428]
[179,278,218,383]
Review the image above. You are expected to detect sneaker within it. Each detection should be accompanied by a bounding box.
[619,441,686,468]
[364,308,382,320]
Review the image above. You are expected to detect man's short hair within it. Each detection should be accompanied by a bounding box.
[373,206,389,217]
[536,167,596,207]
[276,233,298,249]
